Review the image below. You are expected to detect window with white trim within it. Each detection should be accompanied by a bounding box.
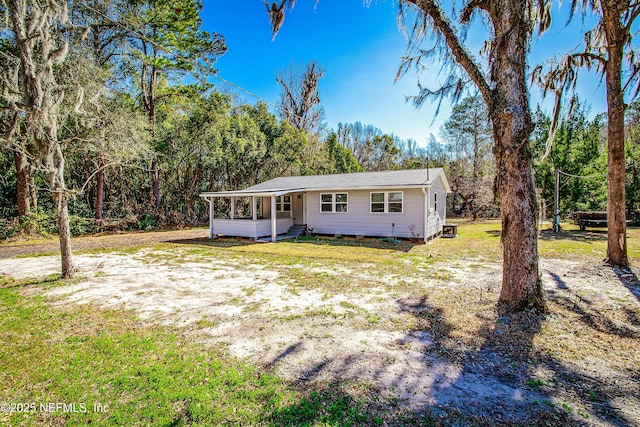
[370,191,403,214]
[434,192,438,212]
[320,193,348,213]
[276,195,291,212]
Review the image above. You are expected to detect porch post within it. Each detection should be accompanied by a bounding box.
[423,187,429,243]
[252,196,257,221]
[303,193,307,225]
[208,197,214,239]
[271,195,277,242]
[230,197,236,220]
[252,196,258,240]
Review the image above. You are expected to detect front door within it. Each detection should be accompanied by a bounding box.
[292,192,305,225]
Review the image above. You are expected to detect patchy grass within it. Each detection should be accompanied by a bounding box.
[0,285,389,427]
[539,222,640,264]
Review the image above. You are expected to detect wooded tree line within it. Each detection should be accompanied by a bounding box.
[429,97,640,222]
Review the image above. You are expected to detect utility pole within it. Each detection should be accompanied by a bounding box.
[554,168,560,233]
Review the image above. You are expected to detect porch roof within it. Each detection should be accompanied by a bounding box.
[199,189,303,199]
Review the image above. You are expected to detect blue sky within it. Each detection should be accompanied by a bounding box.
[201,1,606,147]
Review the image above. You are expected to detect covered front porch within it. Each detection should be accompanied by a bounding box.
[200,189,303,242]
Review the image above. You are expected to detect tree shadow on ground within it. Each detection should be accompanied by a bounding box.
[538,228,607,243]
[541,270,640,426]
[612,266,640,304]
[264,288,638,425]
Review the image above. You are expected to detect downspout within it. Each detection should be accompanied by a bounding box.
[422,187,430,243]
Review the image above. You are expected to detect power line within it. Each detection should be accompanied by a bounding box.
[78,3,333,135]
[558,168,607,179]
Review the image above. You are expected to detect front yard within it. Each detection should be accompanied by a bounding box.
[1,221,639,426]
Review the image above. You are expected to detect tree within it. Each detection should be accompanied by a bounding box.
[589,0,638,267]
[531,103,607,218]
[1,0,75,277]
[118,0,226,208]
[269,0,549,312]
[70,0,127,224]
[324,133,362,174]
[533,0,639,267]
[276,60,325,134]
[441,96,494,220]
[626,100,640,216]
[0,19,37,219]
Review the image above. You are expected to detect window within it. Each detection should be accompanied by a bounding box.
[434,192,438,212]
[371,192,385,213]
[388,192,403,213]
[370,191,403,214]
[320,193,348,213]
[276,195,291,212]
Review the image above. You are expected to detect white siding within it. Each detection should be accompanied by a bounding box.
[425,211,442,239]
[212,218,293,238]
[429,176,447,224]
[306,189,426,239]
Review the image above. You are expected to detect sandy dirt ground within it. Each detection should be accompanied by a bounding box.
[0,228,209,259]
[1,233,639,425]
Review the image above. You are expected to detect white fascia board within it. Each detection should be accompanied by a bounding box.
[199,189,303,199]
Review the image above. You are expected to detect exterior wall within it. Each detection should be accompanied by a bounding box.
[425,210,442,239]
[430,176,447,223]
[306,189,426,239]
[259,195,299,220]
[261,197,271,218]
[212,218,293,238]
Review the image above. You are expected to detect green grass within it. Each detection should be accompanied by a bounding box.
[0,286,384,426]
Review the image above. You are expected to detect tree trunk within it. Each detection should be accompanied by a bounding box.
[51,143,74,279]
[14,149,35,217]
[95,156,105,224]
[151,158,160,208]
[602,10,628,267]
[489,0,544,312]
[402,0,544,312]
[494,132,543,312]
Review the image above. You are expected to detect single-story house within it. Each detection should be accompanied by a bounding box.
[199,168,451,243]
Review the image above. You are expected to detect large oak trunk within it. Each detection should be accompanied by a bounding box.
[404,0,544,312]
[494,133,543,311]
[490,0,544,312]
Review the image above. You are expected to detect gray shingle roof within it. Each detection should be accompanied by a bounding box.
[245,168,447,192]
[200,169,449,198]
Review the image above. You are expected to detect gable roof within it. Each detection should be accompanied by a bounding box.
[201,168,450,198]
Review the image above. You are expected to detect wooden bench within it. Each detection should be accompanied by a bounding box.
[572,211,607,231]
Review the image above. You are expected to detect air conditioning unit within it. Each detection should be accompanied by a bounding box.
[442,223,458,238]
